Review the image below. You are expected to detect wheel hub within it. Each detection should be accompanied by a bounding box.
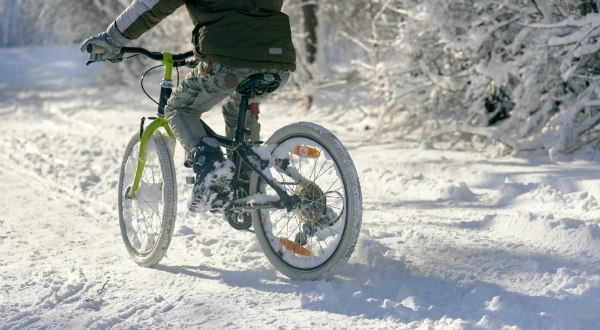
[295,180,325,225]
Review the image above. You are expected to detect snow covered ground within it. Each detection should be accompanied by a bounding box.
[1,45,600,329]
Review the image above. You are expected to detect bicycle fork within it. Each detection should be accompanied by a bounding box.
[127,53,176,199]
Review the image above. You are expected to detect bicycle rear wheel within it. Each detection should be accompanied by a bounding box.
[118,131,177,267]
[250,122,362,280]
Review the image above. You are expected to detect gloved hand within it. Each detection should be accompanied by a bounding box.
[80,22,131,62]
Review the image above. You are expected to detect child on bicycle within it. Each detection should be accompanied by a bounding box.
[80,0,296,211]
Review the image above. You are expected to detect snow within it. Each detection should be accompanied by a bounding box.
[1,45,600,329]
[135,182,162,214]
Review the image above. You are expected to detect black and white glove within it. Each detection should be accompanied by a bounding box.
[79,22,131,62]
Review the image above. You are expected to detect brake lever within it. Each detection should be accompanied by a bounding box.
[86,57,122,66]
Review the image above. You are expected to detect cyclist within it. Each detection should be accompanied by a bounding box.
[80,0,296,211]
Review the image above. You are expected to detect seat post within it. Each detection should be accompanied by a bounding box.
[231,94,251,195]
[235,95,250,143]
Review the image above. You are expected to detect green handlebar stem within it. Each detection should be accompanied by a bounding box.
[162,52,173,81]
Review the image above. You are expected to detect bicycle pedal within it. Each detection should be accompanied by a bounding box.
[186,176,195,184]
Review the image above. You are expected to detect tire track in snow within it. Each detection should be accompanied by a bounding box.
[0,143,114,221]
[80,269,188,329]
[1,269,92,330]
[82,285,179,329]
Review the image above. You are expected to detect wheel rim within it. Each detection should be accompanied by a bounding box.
[121,137,166,256]
[258,135,348,271]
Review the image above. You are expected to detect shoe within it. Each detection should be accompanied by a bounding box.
[188,138,235,212]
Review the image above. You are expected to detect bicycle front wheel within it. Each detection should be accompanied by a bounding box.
[118,131,177,267]
[250,122,362,280]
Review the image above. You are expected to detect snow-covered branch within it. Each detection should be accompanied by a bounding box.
[344,0,600,156]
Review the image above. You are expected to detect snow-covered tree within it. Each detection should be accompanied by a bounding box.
[0,0,53,46]
[335,0,600,157]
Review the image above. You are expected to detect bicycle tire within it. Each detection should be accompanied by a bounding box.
[118,131,177,267]
[250,122,362,280]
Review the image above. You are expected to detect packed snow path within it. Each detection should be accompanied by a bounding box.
[1,46,600,329]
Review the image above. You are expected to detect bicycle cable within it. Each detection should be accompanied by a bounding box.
[141,64,162,105]
[141,64,180,105]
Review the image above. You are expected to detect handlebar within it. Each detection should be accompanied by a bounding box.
[87,44,106,54]
[86,45,195,66]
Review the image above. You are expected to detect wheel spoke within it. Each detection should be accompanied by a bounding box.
[275,165,296,195]
[285,212,290,242]
[134,207,143,244]
[275,212,293,239]
[316,230,329,248]
[314,231,325,255]
[308,155,319,186]
[292,214,314,257]
[142,169,151,183]
[299,196,343,211]
[142,199,162,220]
[272,211,290,229]
[323,224,339,237]
[313,156,329,183]
[139,208,156,234]
[312,148,323,178]
[324,178,340,197]
[314,164,335,182]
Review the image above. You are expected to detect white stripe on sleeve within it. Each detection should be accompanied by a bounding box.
[115,0,161,32]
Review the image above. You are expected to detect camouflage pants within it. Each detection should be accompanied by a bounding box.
[164,60,290,155]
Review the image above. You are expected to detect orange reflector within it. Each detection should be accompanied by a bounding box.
[280,238,311,256]
[216,186,225,190]
[293,146,320,158]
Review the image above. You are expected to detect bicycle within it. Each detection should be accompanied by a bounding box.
[87,45,362,280]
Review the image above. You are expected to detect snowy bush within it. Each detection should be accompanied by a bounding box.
[0,0,54,46]
[325,0,600,156]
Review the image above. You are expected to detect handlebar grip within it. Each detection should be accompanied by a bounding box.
[87,44,106,54]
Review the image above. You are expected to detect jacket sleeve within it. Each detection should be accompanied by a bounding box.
[115,0,186,39]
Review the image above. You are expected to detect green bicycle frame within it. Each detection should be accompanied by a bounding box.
[129,53,175,199]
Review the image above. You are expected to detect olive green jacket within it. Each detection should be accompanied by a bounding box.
[114,0,296,71]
